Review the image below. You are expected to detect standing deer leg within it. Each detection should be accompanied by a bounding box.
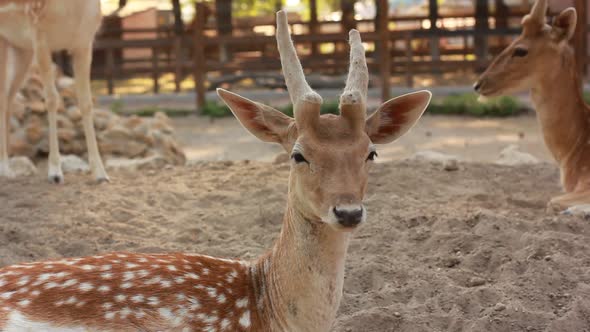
[71,46,109,182]
[0,40,34,178]
[37,43,63,183]
[0,39,10,177]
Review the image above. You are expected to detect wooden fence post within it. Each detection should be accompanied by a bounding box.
[310,0,319,55]
[151,46,160,94]
[174,36,182,93]
[193,2,207,112]
[376,0,390,102]
[573,0,587,82]
[106,47,115,95]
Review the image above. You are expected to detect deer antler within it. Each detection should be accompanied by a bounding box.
[530,0,548,21]
[276,11,322,111]
[341,29,368,106]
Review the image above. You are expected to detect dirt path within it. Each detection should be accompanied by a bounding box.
[1,160,588,331]
[172,114,552,163]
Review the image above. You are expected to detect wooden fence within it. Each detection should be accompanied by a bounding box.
[90,2,589,110]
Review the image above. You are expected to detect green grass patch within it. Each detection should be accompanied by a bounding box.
[426,94,527,117]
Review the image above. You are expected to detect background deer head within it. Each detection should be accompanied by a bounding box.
[474,0,578,97]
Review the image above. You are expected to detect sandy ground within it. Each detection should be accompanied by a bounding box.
[1,159,589,331]
[172,114,553,164]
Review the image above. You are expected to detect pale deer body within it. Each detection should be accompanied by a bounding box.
[475,0,590,211]
[0,0,108,183]
[0,11,431,331]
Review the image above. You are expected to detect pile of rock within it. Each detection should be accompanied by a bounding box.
[8,68,186,167]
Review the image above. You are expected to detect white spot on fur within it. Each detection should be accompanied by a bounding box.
[236,297,248,308]
[79,282,93,292]
[185,273,199,280]
[61,279,78,288]
[120,307,132,318]
[137,270,150,278]
[239,311,251,328]
[147,296,159,306]
[98,285,111,293]
[16,276,30,286]
[145,276,162,285]
[80,265,95,271]
[121,282,133,289]
[123,271,135,281]
[115,294,127,302]
[125,263,139,269]
[44,282,58,289]
[101,272,113,280]
[100,265,112,271]
[17,299,30,307]
[217,294,226,304]
[131,294,144,303]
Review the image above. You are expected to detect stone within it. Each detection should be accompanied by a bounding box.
[66,106,82,122]
[9,132,34,158]
[106,155,168,171]
[410,150,460,171]
[58,128,77,142]
[495,145,539,166]
[9,72,186,167]
[8,157,37,177]
[56,114,74,129]
[56,76,75,90]
[25,118,45,144]
[27,101,46,113]
[443,159,459,172]
[61,155,89,173]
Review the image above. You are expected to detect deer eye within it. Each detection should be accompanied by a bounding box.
[512,48,528,57]
[367,151,378,161]
[291,152,308,164]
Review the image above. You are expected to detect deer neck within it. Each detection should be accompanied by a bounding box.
[250,200,350,331]
[530,49,590,165]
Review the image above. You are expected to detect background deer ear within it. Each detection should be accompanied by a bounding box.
[552,8,577,41]
[365,91,432,144]
[217,89,296,144]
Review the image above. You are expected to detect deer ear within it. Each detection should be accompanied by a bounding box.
[217,89,295,144]
[552,8,577,41]
[365,91,431,144]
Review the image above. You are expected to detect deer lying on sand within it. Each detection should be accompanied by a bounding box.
[0,11,431,332]
[474,0,590,213]
[0,0,108,183]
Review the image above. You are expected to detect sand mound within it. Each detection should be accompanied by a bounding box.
[1,160,589,331]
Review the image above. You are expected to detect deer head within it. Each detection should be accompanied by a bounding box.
[474,0,578,97]
[217,11,431,231]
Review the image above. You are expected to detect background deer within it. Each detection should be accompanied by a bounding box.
[474,0,589,213]
[0,0,108,183]
[0,11,431,332]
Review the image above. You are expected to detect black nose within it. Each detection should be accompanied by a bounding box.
[473,81,482,91]
[333,207,363,228]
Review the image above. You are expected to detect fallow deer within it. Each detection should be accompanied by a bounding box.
[0,11,432,331]
[474,0,589,213]
[0,0,108,183]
